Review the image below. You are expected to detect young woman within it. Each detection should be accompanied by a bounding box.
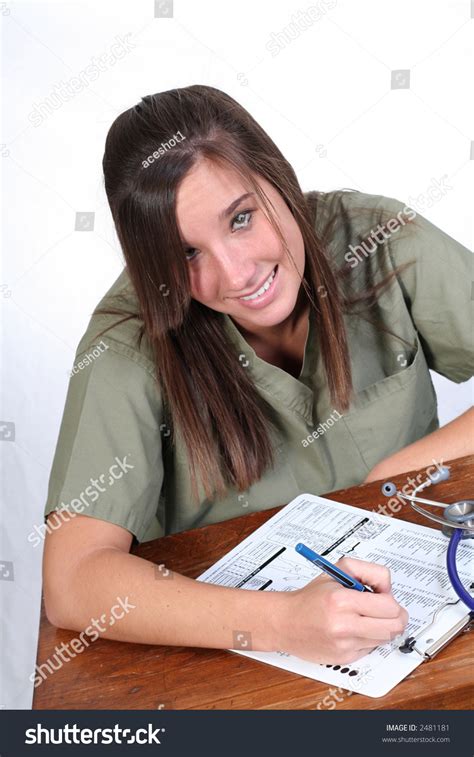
[42,85,473,666]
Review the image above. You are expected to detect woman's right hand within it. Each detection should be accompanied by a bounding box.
[278,556,409,665]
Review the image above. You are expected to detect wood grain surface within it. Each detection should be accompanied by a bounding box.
[33,455,474,710]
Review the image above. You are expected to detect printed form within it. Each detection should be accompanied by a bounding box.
[197,494,474,698]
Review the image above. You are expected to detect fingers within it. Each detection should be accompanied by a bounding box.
[343,644,379,664]
[327,573,409,622]
[322,642,378,666]
[334,556,392,594]
[352,591,409,621]
[350,614,409,643]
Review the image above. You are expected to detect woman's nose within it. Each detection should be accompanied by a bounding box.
[214,247,257,295]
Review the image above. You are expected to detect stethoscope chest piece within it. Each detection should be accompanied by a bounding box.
[442,500,474,538]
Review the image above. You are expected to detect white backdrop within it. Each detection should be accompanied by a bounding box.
[1,0,473,709]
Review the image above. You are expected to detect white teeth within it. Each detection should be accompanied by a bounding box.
[239,267,276,301]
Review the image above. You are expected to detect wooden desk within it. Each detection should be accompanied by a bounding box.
[33,455,474,710]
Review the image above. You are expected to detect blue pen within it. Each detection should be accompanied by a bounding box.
[295,542,374,592]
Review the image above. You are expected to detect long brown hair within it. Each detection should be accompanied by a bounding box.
[96,85,417,504]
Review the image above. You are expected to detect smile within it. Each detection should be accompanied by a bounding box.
[238,266,278,301]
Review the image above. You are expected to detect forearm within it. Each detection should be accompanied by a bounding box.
[364,406,474,482]
[54,547,284,652]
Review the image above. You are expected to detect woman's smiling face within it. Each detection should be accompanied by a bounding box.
[175,159,306,332]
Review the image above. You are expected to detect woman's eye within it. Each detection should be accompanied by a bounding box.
[183,210,253,262]
[184,248,198,261]
[232,210,253,231]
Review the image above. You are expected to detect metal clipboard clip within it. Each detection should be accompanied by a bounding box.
[399,595,474,660]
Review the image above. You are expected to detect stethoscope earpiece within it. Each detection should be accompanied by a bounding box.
[428,466,451,484]
[382,481,397,497]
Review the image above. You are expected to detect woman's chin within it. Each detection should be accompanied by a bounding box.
[233,296,298,328]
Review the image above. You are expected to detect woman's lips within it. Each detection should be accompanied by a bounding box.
[235,265,279,309]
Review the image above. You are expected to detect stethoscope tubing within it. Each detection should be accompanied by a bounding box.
[382,477,474,611]
[447,529,474,611]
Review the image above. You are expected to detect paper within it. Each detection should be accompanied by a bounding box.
[196,493,474,698]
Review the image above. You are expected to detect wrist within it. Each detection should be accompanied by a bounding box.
[263,588,297,652]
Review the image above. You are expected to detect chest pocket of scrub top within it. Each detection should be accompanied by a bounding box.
[341,331,438,472]
[172,434,301,532]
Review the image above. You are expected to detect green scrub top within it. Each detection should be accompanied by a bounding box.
[43,190,473,543]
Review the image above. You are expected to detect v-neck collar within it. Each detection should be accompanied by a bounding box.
[222,307,317,425]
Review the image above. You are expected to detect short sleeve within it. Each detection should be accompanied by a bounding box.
[382,196,473,383]
[44,340,164,543]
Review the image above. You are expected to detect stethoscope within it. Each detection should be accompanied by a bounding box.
[381,466,474,611]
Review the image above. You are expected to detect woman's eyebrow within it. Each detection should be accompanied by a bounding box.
[218,192,255,221]
[179,192,256,247]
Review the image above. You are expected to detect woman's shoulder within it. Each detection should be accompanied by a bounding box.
[304,187,410,237]
[304,188,418,273]
[74,267,156,376]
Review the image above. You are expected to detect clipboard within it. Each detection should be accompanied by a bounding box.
[398,600,474,660]
[224,598,474,699]
[196,492,474,698]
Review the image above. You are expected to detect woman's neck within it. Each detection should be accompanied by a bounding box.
[231,284,311,375]
[232,283,310,347]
